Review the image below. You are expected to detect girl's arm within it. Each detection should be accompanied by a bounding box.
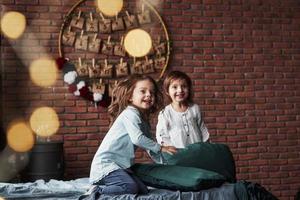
[196,105,210,142]
[156,111,173,146]
[123,110,161,153]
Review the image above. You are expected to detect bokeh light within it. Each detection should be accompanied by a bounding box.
[29,58,58,87]
[30,107,59,137]
[7,120,34,152]
[96,0,123,16]
[124,29,152,57]
[0,11,26,39]
[0,196,6,200]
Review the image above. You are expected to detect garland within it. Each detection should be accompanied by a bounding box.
[56,57,111,107]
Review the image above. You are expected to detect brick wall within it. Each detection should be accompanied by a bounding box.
[1,0,300,199]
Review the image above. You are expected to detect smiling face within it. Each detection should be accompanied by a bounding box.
[130,79,155,112]
[167,79,189,105]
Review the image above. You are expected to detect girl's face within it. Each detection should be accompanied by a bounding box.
[130,79,155,111]
[167,79,189,104]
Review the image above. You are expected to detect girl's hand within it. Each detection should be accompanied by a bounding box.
[161,146,177,155]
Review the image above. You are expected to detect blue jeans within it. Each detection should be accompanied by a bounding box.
[100,168,148,195]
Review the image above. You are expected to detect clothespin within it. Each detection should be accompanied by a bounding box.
[120,36,124,45]
[78,57,82,67]
[100,13,105,21]
[107,35,111,44]
[105,59,112,70]
[142,4,145,13]
[125,11,132,22]
[89,12,93,21]
[115,12,118,21]
[79,30,84,45]
[105,59,108,68]
[80,30,84,39]
[93,33,97,42]
[92,58,95,68]
[77,10,81,20]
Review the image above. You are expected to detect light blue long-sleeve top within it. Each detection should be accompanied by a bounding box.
[89,105,162,184]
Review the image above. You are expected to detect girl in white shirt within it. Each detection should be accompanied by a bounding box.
[156,71,210,148]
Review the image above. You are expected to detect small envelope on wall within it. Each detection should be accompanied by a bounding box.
[62,26,76,46]
[75,30,88,51]
[112,13,125,31]
[114,36,126,57]
[130,59,143,75]
[88,58,101,78]
[154,36,166,55]
[88,34,101,53]
[124,11,138,29]
[142,57,155,73]
[102,36,114,55]
[137,5,151,25]
[100,59,113,78]
[76,57,89,77]
[92,79,105,94]
[154,56,166,70]
[70,10,85,29]
[99,13,112,34]
[86,12,99,32]
[116,58,128,77]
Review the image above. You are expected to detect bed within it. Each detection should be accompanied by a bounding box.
[0,178,279,200]
[0,178,240,200]
[0,143,277,200]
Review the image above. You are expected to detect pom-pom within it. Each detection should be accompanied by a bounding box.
[74,90,80,96]
[64,71,77,85]
[79,86,89,97]
[77,81,85,90]
[56,57,67,70]
[60,59,112,106]
[93,93,103,102]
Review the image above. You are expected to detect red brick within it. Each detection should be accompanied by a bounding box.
[64,120,86,127]
[76,113,98,120]
[16,0,38,5]
[58,127,76,134]
[77,127,99,133]
[39,0,61,5]
[65,107,87,113]
[64,134,87,141]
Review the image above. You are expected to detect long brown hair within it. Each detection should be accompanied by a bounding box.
[108,74,163,124]
[163,70,193,104]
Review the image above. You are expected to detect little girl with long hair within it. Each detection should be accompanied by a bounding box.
[156,71,210,148]
[89,75,177,196]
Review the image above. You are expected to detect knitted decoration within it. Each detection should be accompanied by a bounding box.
[57,57,111,107]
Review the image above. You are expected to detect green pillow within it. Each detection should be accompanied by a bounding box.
[162,142,236,182]
[131,163,226,191]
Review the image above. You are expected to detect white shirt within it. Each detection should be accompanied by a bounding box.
[156,104,210,148]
